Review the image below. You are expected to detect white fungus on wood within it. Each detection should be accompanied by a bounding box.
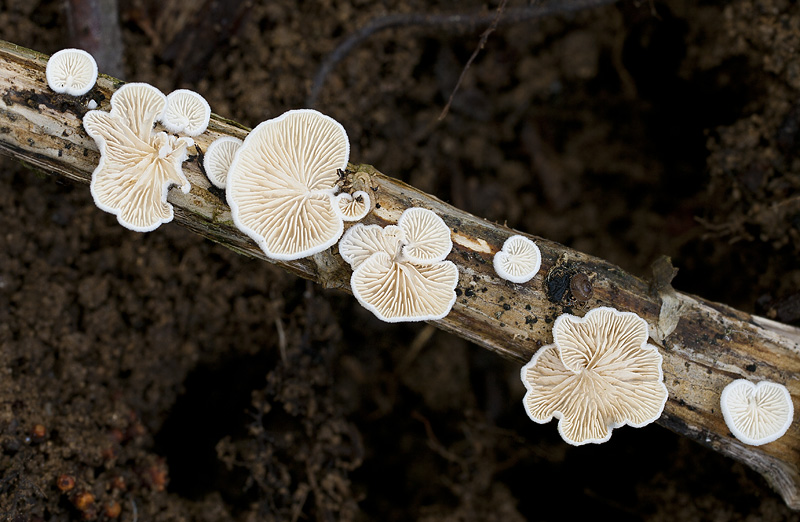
[521,306,668,445]
[82,82,193,232]
[335,190,371,221]
[162,89,211,136]
[203,136,242,189]
[494,234,541,284]
[720,379,794,446]
[46,48,98,96]
[226,109,350,261]
[339,207,458,322]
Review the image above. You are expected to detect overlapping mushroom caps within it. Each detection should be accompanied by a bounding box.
[720,379,794,446]
[339,207,458,322]
[226,109,358,261]
[46,48,98,96]
[521,307,668,445]
[494,235,541,284]
[83,83,194,232]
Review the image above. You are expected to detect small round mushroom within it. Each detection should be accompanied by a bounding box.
[494,235,541,284]
[720,379,794,446]
[46,48,98,96]
[226,109,350,261]
[335,191,371,221]
[203,136,242,189]
[162,89,211,136]
[339,207,458,322]
[521,307,668,445]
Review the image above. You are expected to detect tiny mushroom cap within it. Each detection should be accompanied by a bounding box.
[339,207,458,323]
[162,89,211,136]
[494,235,541,284]
[521,307,668,445]
[46,48,98,96]
[335,191,371,221]
[83,82,193,232]
[203,136,242,189]
[226,109,350,261]
[720,379,794,446]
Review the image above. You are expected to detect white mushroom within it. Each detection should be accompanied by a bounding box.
[494,235,541,284]
[339,207,458,322]
[335,191,371,221]
[203,136,242,189]
[226,109,350,261]
[46,48,98,96]
[83,82,193,232]
[521,307,668,445]
[720,379,794,446]
[162,89,211,136]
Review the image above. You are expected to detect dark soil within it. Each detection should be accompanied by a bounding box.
[1,0,799,520]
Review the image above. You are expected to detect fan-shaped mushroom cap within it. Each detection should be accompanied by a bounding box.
[351,251,459,323]
[720,379,794,446]
[226,109,350,261]
[521,307,668,445]
[203,136,242,189]
[83,82,193,232]
[46,48,97,96]
[494,235,541,284]
[335,191,371,221]
[396,207,452,264]
[339,207,458,322]
[162,89,211,136]
[339,224,400,269]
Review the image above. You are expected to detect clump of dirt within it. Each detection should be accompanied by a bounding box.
[1,0,799,520]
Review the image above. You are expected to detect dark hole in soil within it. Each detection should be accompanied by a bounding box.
[154,349,274,503]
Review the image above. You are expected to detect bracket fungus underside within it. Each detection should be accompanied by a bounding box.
[83,82,194,232]
[521,307,668,446]
[720,379,794,446]
[339,207,458,322]
[226,109,355,261]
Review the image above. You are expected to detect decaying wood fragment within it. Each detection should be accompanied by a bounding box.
[0,40,798,509]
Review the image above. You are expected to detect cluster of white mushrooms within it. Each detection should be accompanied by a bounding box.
[49,49,794,448]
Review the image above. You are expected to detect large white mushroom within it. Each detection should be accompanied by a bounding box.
[339,207,458,323]
[720,379,794,446]
[521,307,668,445]
[46,48,97,96]
[226,109,351,261]
[83,82,193,232]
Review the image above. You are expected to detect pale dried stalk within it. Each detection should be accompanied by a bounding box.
[0,41,798,509]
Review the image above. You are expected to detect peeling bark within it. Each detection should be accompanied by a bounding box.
[0,40,798,509]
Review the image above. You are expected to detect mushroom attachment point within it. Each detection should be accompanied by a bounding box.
[339,207,458,322]
[493,234,542,284]
[720,379,794,446]
[335,191,371,221]
[226,109,351,261]
[521,306,668,445]
[203,136,242,189]
[83,82,193,232]
[46,48,98,96]
[162,89,211,136]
